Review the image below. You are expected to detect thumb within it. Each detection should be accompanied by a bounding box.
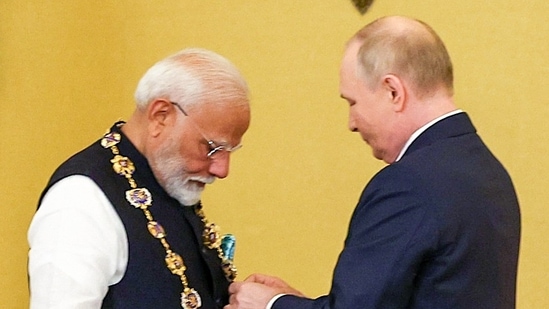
[228,281,243,294]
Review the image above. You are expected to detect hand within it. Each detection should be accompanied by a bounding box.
[224,274,305,309]
[245,274,305,297]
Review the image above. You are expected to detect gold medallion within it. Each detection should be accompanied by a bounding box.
[101,132,121,148]
[111,155,135,177]
[165,251,186,276]
[147,221,165,238]
[221,258,238,281]
[181,288,202,309]
[203,223,221,249]
[125,188,152,209]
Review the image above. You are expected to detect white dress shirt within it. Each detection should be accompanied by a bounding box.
[28,175,128,309]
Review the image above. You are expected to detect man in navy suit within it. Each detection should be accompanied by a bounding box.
[225,16,520,309]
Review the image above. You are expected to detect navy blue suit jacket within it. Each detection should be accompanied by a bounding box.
[274,113,520,309]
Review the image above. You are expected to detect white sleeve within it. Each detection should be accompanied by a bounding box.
[266,294,287,309]
[28,175,128,309]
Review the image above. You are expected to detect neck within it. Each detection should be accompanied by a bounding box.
[408,91,457,131]
[385,91,456,164]
[120,111,148,156]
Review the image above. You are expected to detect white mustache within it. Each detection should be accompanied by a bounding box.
[187,176,215,185]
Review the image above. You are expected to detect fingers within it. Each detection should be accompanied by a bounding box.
[227,281,278,309]
[245,274,306,297]
[244,273,269,283]
[228,281,243,294]
[245,273,285,287]
[227,292,237,308]
[227,275,307,308]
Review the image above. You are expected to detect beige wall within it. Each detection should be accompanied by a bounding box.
[2,1,547,307]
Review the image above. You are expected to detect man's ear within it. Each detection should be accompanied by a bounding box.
[383,74,407,112]
[146,99,175,137]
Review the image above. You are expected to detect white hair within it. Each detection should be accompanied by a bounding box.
[134,48,249,110]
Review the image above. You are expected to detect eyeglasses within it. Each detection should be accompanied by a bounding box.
[171,101,242,159]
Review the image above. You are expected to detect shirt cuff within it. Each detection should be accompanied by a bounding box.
[266,294,286,309]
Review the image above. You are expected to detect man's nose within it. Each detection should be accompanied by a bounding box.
[208,155,230,179]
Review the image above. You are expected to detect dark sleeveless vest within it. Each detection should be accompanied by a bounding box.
[38,123,230,308]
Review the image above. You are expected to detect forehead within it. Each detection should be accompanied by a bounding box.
[339,40,363,95]
[187,102,250,142]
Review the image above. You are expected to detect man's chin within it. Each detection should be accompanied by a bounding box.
[174,192,202,206]
[162,181,205,206]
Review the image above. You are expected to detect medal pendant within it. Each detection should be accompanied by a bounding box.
[220,234,236,261]
[181,288,202,309]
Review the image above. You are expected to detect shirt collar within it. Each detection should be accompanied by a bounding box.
[394,109,463,162]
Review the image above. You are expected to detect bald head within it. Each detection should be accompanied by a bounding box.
[339,16,458,163]
[349,16,454,99]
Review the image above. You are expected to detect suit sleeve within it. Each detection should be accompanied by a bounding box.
[273,165,437,309]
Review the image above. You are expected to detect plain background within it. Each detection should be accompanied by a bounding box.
[2,0,547,307]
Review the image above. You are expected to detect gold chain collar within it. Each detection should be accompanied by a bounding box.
[101,128,237,309]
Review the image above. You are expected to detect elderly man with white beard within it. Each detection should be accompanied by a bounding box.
[28,48,251,309]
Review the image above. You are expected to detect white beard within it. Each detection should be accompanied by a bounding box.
[150,137,215,206]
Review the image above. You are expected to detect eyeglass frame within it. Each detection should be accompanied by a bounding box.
[170,101,243,159]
